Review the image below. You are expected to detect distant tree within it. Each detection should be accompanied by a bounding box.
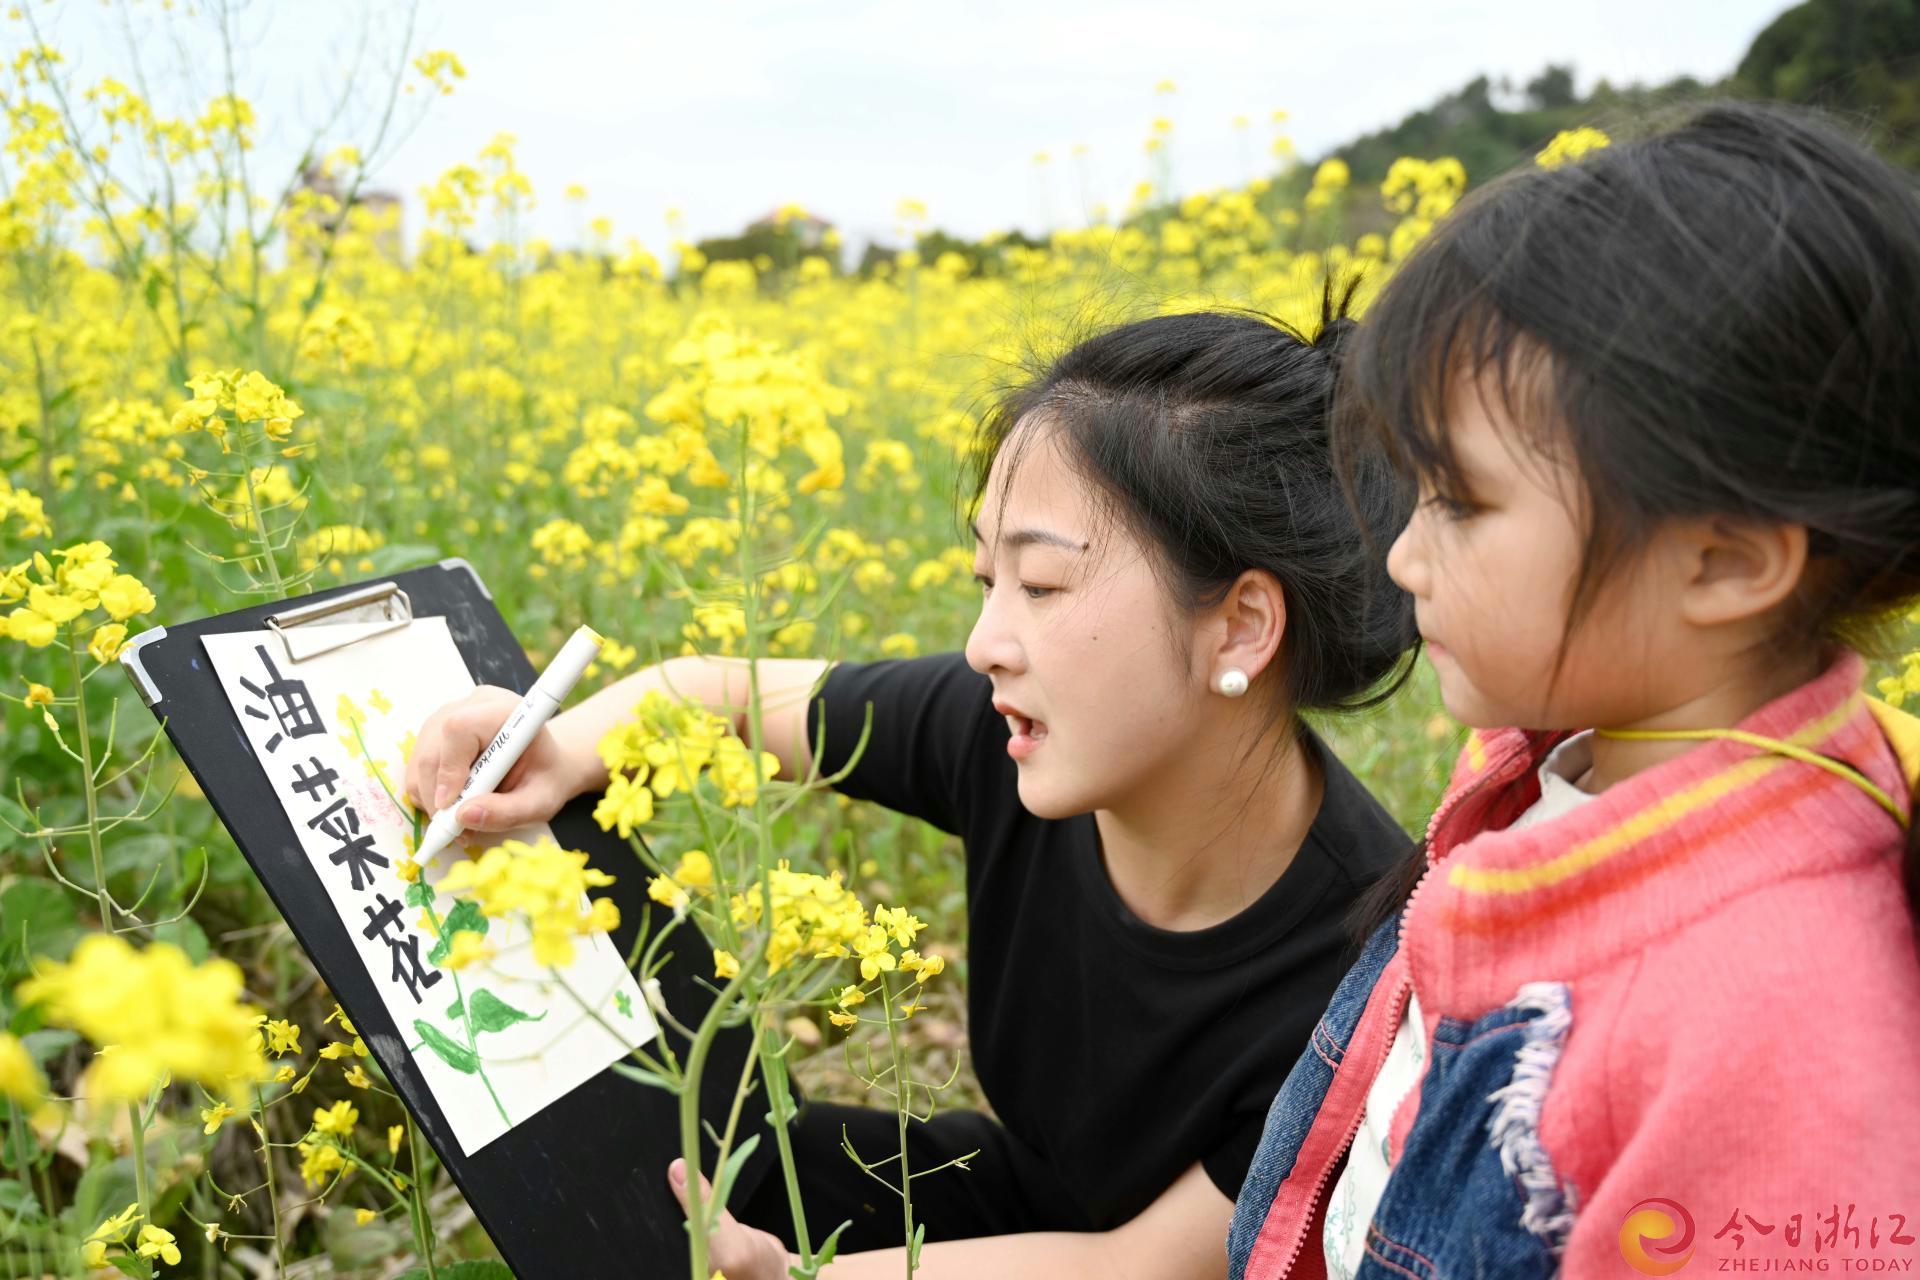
[1732,0,1920,168]
[1312,0,1917,202]
[1526,65,1578,110]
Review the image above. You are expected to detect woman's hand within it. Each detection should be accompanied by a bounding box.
[666,1158,795,1280]
[401,685,593,835]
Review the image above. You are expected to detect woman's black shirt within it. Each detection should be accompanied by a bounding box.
[807,651,1408,1227]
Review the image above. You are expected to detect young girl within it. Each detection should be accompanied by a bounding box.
[1228,102,1920,1280]
[406,303,1420,1277]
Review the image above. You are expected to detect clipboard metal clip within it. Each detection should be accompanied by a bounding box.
[265,581,414,663]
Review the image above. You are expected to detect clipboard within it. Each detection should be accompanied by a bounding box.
[118,557,781,1278]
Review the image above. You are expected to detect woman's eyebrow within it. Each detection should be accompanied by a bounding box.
[969,519,1087,553]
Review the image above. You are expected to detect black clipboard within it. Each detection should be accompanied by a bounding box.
[117,557,780,1279]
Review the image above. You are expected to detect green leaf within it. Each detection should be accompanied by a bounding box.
[394,1261,515,1280]
[608,1060,675,1091]
[404,880,436,909]
[411,1019,479,1075]
[613,990,632,1018]
[151,915,209,964]
[709,1132,760,1220]
[427,899,488,966]
[0,879,79,981]
[364,544,446,576]
[21,1028,78,1064]
[111,1251,155,1279]
[464,988,544,1036]
[67,1155,138,1235]
[0,794,27,855]
[447,995,464,1021]
[0,1178,43,1224]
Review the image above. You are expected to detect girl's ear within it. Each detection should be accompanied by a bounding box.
[1674,517,1810,628]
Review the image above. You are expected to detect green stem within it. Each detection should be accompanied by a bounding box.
[879,975,916,1277]
[66,625,110,931]
[405,1124,440,1279]
[253,1086,287,1278]
[732,424,817,1265]
[8,1101,42,1280]
[241,455,286,598]
[679,970,748,1280]
[127,1103,152,1224]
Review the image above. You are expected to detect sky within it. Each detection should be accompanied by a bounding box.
[39,0,1792,255]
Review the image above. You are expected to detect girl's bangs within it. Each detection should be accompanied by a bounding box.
[1345,182,1564,501]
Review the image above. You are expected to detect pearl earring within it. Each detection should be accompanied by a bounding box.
[1216,667,1249,697]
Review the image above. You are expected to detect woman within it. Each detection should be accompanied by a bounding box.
[404,297,1418,1279]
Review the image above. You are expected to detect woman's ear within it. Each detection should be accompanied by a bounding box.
[1212,568,1287,684]
[1674,517,1809,628]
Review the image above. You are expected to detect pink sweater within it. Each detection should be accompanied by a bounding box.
[1352,648,1920,1271]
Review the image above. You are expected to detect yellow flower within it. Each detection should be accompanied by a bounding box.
[312,1098,358,1136]
[16,934,267,1104]
[710,737,779,808]
[592,769,654,837]
[6,606,57,647]
[873,905,925,948]
[729,861,868,975]
[0,1032,44,1104]
[260,1018,302,1056]
[828,1010,858,1029]
[713,949,740,980]
[648,875,690,912]
[672,850,714,890]
[853,925,897,982]
[23,681,53,707]
[201,1100,236,1134]
[343,1064,373,1089]
[81,1201,141,1267]
[435,836,617,968]
[297,1138,345,1187]
[441,929,494,971]
[355,1207,378,1225]
[87,621,127,662]
[138,1223,181,1265]
[98,573,157,621]
[389,1124,404,1156]
[1536,126,1611,169]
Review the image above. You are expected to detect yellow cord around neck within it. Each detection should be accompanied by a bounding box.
[1592,725,1910,829]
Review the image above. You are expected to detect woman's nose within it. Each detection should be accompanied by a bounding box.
[964,593,1022,677]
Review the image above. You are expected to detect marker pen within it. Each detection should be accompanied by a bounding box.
[414,624,604,864]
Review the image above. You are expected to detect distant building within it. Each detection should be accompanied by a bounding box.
[745,208,834,251]
[297,162,405,262]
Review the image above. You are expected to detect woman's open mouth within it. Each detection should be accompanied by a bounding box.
[1006,713,1048,760]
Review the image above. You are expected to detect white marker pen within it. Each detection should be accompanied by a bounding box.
[414,624,604,864]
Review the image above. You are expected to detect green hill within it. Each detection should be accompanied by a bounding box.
[1330,0,1919,187]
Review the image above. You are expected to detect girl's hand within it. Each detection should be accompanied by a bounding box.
[666,1158,795,1280]
[402,685,592,834]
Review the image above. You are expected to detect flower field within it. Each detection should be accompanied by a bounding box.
[0,8,1913,1280]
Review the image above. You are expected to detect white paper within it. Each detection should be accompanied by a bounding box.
[202,615,655,1155]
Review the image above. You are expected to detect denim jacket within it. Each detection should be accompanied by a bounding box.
[1225,907,1572,1279]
